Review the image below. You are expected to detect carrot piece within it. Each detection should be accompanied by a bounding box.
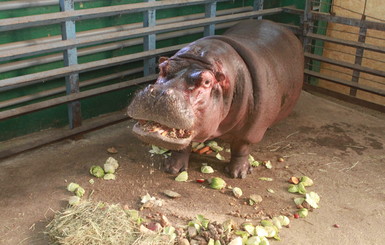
[197,146,210,154]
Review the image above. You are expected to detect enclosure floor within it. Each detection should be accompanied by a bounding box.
[1,91,384,245]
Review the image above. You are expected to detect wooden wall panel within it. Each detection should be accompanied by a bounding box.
[318,0,385,105]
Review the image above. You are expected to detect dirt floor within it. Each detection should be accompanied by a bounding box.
[1,91,384,245]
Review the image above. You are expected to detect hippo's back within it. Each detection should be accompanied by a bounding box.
[209,20,304,142]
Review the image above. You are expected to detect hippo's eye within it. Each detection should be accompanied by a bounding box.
[202,80,211,88]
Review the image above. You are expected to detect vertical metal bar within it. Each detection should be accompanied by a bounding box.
[204,2,216,36]
[303,0,314,84]
[60,0,81,129]
[350,15,367,96]
[143,0,156,76]
[253,0,264,19]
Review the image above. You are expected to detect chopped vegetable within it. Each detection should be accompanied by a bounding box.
[232,187,243,198]
[255,225,268,237]
[201,165,214,174]
[289,176,300,184]
[267,188,275,193]
[288,184,299,193]
[149,145,169,155]
[209,177,226,190]
[215,153,225,161]
[163,190,181,198]
[228,237,243,245]
[75,187,85,197]
[67,182,80,192]
[103,163,116,174]
[263,160,273,169]
[305,191,320,209]
[196,179,205,183]
[260,220,273,227]
[298,182,307,194]
[298,208,309,218]
[175,171,188,182]
[105,157,119,170]
[300,176,314,187]
[246,236,261,245]
[259,177,273,181]
[206,141,224,152]
[89,179,94,184]
[294,197,305,206]
[277,215,290,226]
[197,146,211,154]
[272,217,282,229]
[264,226,277,238]
[103,173,116,180]
[248,155,260,167]
[260,236,270,245]
[249,194,263,205]
[90,165,105,178]
[242,223,255,235]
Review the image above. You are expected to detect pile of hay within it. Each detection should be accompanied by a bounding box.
[45,200,174,245]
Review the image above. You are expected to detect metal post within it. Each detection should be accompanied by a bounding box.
[204,2,216,36]
[350,15,367,96]
[253,0,264,19]
[303,0,314,83]
[143,0,156,76]
[60,0,81,129]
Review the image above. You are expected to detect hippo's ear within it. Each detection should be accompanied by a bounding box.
[158,56,169,64]
[215,72,225,83]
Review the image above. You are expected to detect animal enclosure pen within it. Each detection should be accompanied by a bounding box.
[0,0,287,157]
[1,0,383,158]
[0,1,385,245]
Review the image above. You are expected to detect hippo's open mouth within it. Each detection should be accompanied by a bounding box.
[132,120,193,150]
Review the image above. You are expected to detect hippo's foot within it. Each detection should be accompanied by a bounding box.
[226,140,251,178]
[225,156,252,179]
[163,145,192,174]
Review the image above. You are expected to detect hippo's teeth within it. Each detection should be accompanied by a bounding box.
[137,120,192,139]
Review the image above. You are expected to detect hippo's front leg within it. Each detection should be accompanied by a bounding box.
[226,140,252,178]
[163,145,192,174]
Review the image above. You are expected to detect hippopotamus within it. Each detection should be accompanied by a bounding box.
[127,19,304,178]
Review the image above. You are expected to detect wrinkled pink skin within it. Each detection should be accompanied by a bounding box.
[129,20,304,178]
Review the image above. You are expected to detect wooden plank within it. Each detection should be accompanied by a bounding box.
[312,11,385,32]
[304,52,385,78]
[0,74,158,121]
[0,112,129,159]
[304,69,385,97]
[0,7,283,62]
[0,0,94,10]
[0,0,229,31]
[0,68,143,109]
[283,7,385,31]
[0,44,184,90]
[303,83,385,113]
[307,32,385,54]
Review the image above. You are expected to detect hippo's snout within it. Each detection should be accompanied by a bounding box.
[128,84,195,130]
[127,84,196,150]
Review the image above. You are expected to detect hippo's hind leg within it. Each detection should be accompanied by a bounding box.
[225,140,252,178]
[163,145,192,174]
